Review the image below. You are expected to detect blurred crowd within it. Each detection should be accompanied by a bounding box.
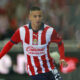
[0,0,80,40]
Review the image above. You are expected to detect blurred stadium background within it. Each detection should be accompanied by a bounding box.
[0,0,80,80]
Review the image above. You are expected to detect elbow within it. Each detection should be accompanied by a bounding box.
[58,41,63,45]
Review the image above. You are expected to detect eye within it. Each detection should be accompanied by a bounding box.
[33,15,37,18]
[39,15,42,18]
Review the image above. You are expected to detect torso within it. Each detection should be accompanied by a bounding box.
[19,23,55,76]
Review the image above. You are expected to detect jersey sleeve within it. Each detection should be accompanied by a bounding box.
[0,41,14,59]
[51,29,65,59]
[51,29,62,43]
[0,28,21,59]
[10,29,21,44]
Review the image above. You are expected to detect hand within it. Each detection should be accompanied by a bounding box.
[59,59,68,67]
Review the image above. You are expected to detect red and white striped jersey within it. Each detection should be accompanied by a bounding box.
[11,23,65,76]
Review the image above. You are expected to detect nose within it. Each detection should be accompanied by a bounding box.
[36,16,40,20]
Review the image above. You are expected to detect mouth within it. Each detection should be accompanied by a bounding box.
[36,22,41,24]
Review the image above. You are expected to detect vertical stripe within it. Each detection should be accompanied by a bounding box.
[45,55,52,71]
[38,56,45,73]
[31,56,38,75]
[41,27,49,44]
[38,30,42,45]
[27,55,35,75]
[41,55,49,72]
[46,27,53,44]
[25,25,33,75]
[24,26,30,44]
[27,65,32,75]
[19,27,25,41]
[33,56,42,73]
[32,31,38,74]
[29,30,33,45]
[47,45,54,70]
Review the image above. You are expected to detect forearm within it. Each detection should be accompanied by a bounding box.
[0,41,14,59]
[58,41,65,60]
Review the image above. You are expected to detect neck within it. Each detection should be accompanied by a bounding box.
[31,23,41,31]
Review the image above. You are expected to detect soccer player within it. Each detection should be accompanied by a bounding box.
[0,6,67,80]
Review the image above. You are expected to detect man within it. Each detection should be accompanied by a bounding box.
[0,6,67,80]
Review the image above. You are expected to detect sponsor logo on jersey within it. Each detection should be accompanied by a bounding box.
[26,46,45,55]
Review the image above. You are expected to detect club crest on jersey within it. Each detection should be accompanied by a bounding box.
[33,39,38,45]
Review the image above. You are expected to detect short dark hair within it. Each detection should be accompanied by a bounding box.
[30,6,41,12]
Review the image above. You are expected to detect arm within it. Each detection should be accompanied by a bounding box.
[51,29,67,67]
[0,41,14,59]
[51,29,65,59]
[0,29,21,59]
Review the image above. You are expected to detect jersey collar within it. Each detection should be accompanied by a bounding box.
[29,22,44,32]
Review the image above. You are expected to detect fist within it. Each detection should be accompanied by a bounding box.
[59,59,68,67]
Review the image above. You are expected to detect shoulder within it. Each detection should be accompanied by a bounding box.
[19,24,29,30]
[44,24,55,31]
[15,24,29,35]
[18,24,29,32]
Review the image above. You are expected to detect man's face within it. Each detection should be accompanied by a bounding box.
[29,10,43,27]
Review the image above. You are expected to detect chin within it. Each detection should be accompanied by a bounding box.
[34,23,41,27]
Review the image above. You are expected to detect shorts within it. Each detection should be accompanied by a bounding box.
[30,68,63,80]
[30,71,55,80]
[52,67,63,80]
